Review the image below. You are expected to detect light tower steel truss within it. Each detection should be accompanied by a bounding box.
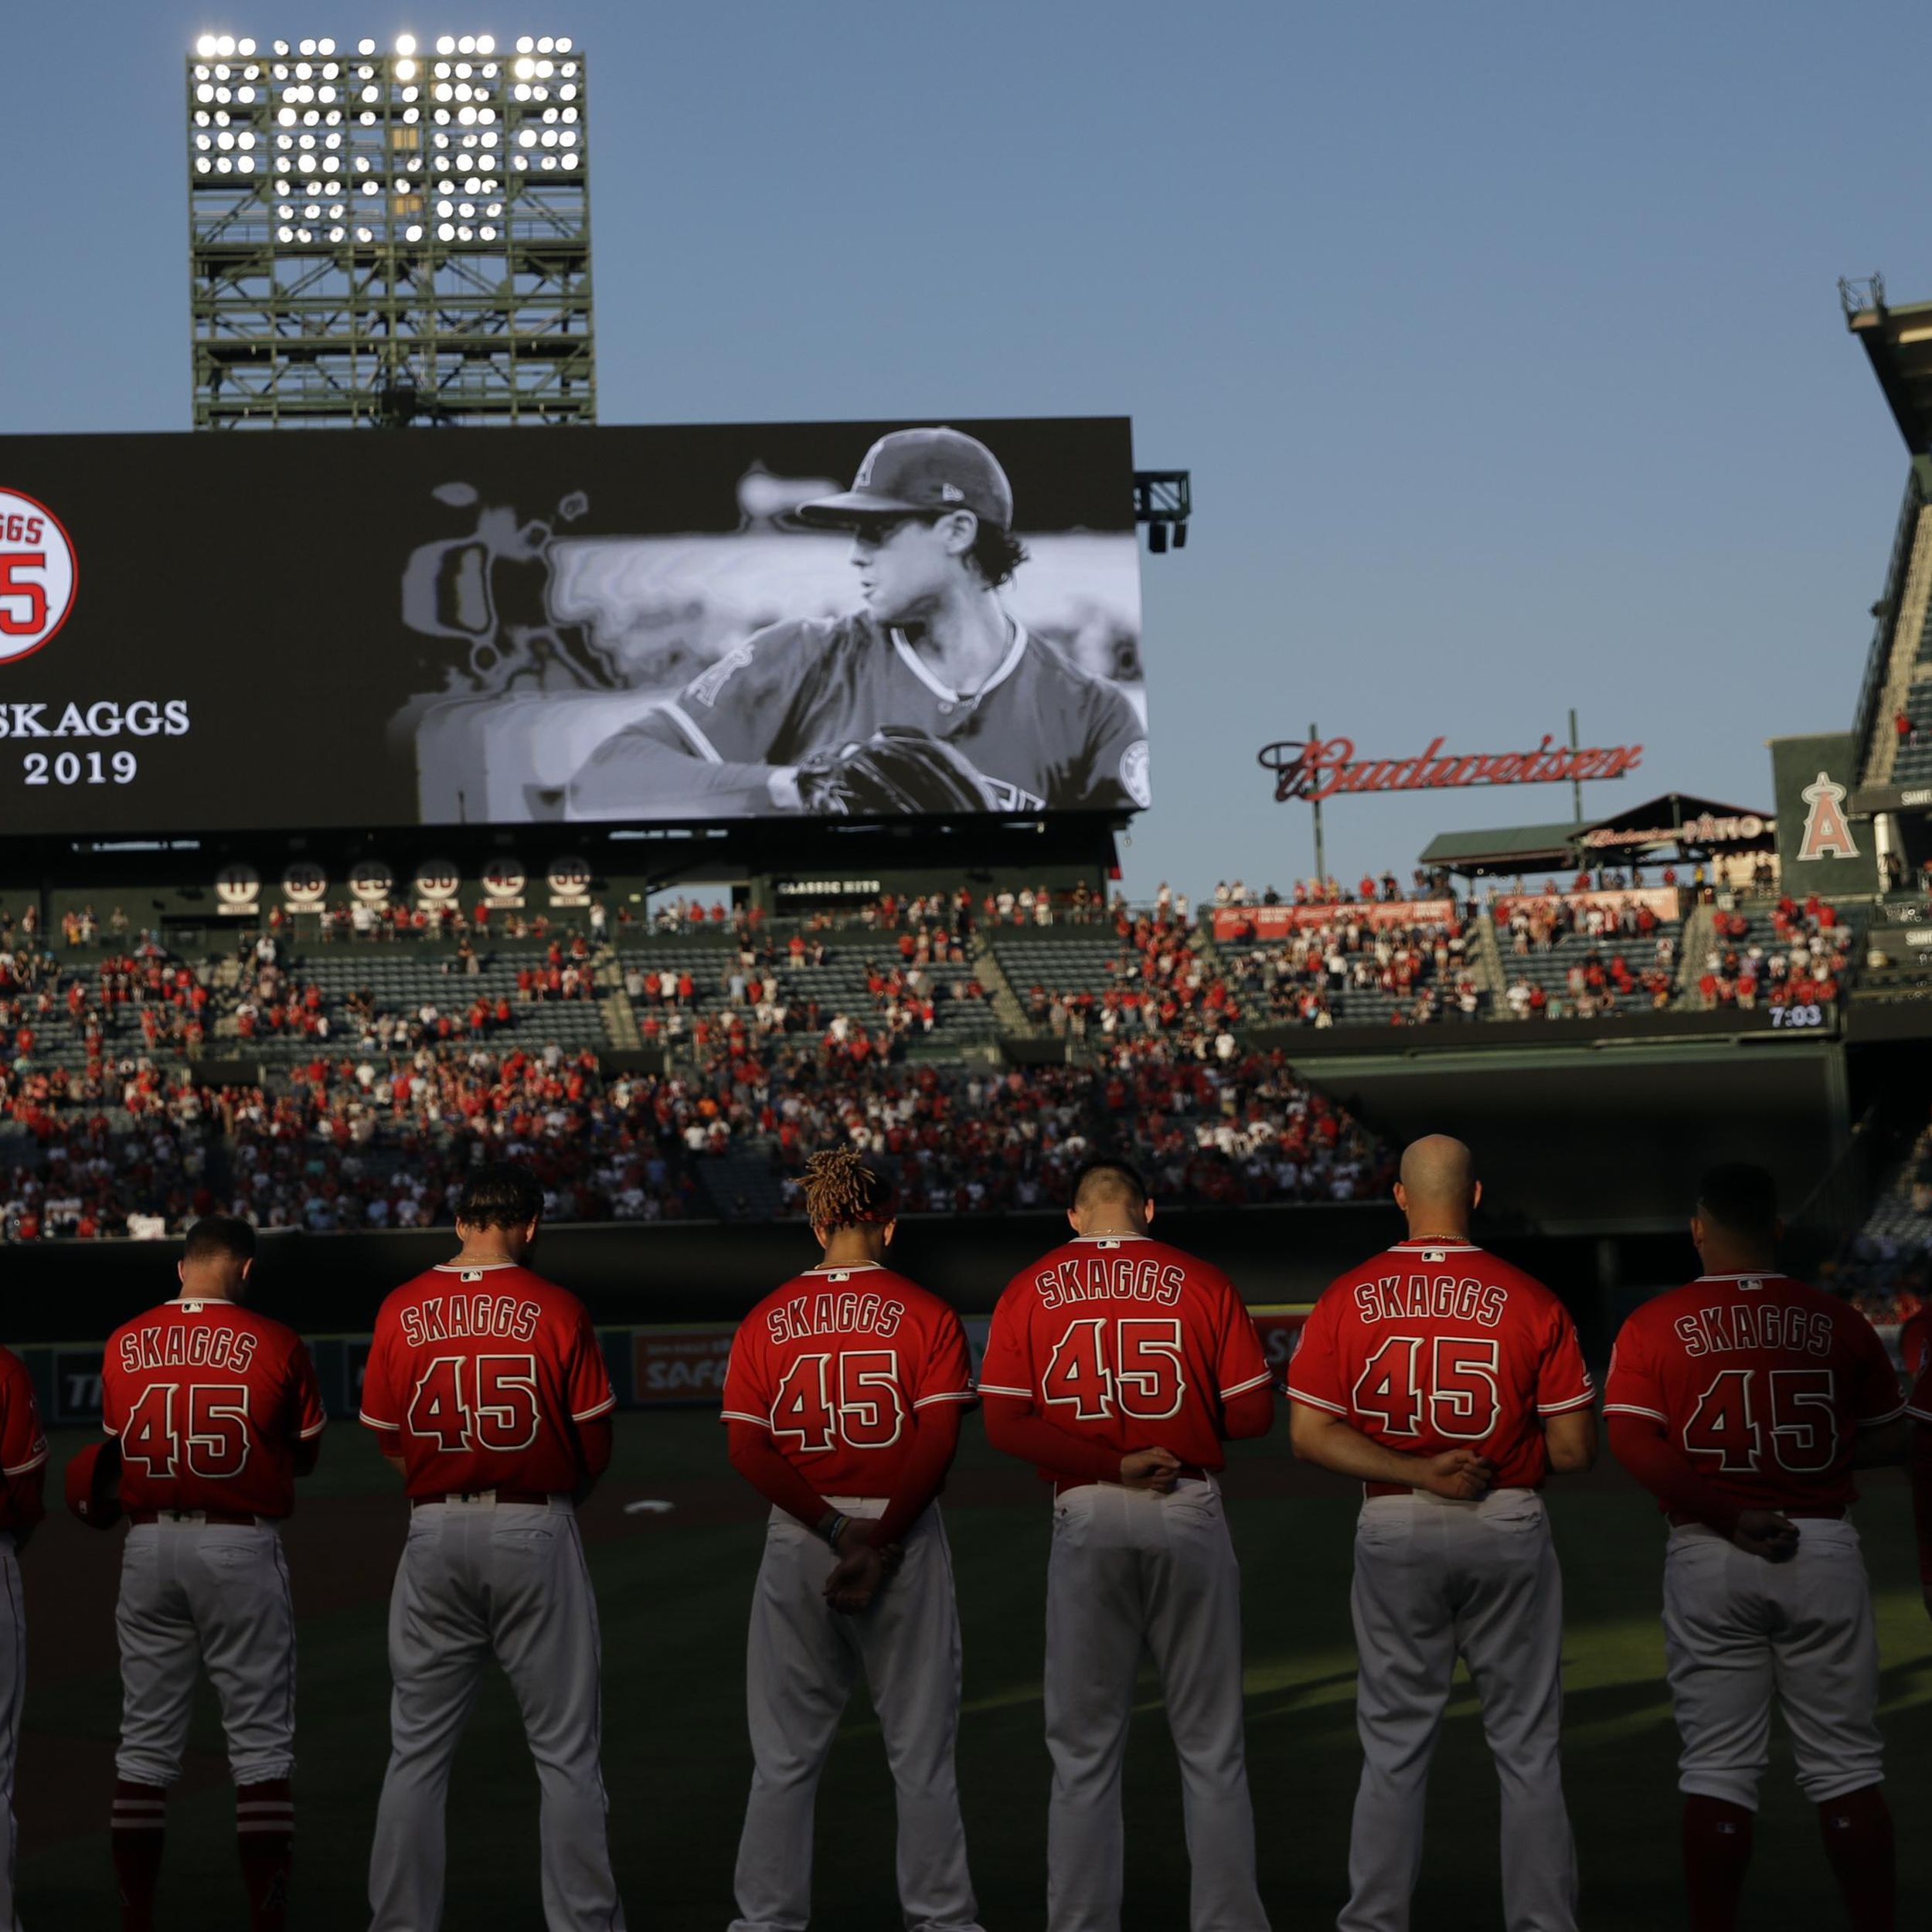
[188,32,594,427]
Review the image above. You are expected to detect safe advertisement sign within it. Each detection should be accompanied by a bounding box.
[0,418,1145,838]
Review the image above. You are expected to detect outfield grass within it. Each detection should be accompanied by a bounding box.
[16,1412,1931,1930]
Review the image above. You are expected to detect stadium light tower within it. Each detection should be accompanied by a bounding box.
[186,32,594,427]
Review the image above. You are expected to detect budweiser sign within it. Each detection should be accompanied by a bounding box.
[1258,734,1641,804]
[1580,811,1770,850]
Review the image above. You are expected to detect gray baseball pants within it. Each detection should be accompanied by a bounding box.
[115,1518,298,1787]
[368,1497,624,1932]
[1043,1478,1268,1932]
[1342,1488,1577,1932]
[1662,1518,1883,1807]
[730,1499,981,1932]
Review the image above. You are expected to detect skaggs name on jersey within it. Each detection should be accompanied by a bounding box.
[1036,1256,1186,1308]
[767,1291,906,1345]
[399,1294,543,1347]
[120,1324,259,1373]
[1673,1301,1834,1359]
[1354,1275,1509,1327]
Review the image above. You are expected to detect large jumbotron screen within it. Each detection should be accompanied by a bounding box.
[0,417,1144,837]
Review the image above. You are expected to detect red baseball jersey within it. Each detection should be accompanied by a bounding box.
[721,1263,975,1497]
[359,1260,615,1499]
[1287,1239,1594,1489]
[1909,1356,1932,1429]
[978,1233,1272,1478]
[1604,1273,1904,1517]
[0,1344,48,1532]
[102,1298,327,1519]
[1900,1307,1929,1383]
[577,611,1150,815]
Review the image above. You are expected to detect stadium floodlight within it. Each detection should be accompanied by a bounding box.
[189,31,594,429]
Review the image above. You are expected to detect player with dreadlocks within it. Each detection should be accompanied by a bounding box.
[719,1148,986,1932]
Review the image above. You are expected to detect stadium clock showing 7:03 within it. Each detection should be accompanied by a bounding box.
[1767,1004,1827,1029]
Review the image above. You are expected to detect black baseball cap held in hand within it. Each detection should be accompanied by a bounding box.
[798,427,1015,532]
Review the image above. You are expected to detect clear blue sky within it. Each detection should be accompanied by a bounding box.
[2,2,1923,897]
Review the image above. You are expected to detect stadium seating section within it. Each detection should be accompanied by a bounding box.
[0,883,1889,1238]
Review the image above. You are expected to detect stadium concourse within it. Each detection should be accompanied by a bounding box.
[0,869,1883,1251]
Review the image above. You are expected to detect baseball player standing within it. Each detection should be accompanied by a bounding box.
[1286,1134,1596,1932]
[96,1215,327,1932]
[359,1162,626,1932]
[0,1340,46,1930]
[1604,1163,1906,1932]
[978,1155,1275,1932]
[719,1147,982,1932]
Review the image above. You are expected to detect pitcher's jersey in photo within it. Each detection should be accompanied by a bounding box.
[720,1263,976,1498]
[1287,1239,1594,1489]
[102,1299,327,1519]
[1603,1273,1904,1519]
[586,611,1150,813]
[978,1234,1272,1478]
[0,1343,48,1532]
[360,1260,616,1498]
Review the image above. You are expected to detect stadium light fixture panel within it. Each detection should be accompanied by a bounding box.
[186,31,595,429]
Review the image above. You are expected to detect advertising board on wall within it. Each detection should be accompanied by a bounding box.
[0,418,1145,838]
[1212,901,1456,944]
[631,1326,736,1406]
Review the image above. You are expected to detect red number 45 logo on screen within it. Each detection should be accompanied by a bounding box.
[0,488,78,665]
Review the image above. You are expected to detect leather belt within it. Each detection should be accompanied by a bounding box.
[128,1508,262,1527]
[410,1489,556,1509]
[1056,1463,1210,1498]
[1363,1481,1537,1500]
[1669,1505,1846,1526]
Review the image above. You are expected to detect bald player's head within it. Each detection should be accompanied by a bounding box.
[1393,1135,1480,1234]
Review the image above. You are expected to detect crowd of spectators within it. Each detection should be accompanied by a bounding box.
[1207,871,1452,908]
[1495,893,1676,1020]
[0,1066,219,1240]
[1825,1107,1932,1329]
[1023,908,1241,1046]
[1221,910,1479,1027]
[758,1039,1388,1216]
[0,870,1881,1242]
[1697,896,1852,1011]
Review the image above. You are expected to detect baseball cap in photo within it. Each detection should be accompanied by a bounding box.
[798,427,1014,532]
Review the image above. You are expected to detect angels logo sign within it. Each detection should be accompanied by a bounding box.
[0,488,78,665]
[1798,770,1859,863]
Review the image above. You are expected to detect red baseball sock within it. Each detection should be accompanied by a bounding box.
[236,1779,295,1932]
[1682,1794,1754,1932]
[110,1779,167,1932]
[1817,1784,1894,1932]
